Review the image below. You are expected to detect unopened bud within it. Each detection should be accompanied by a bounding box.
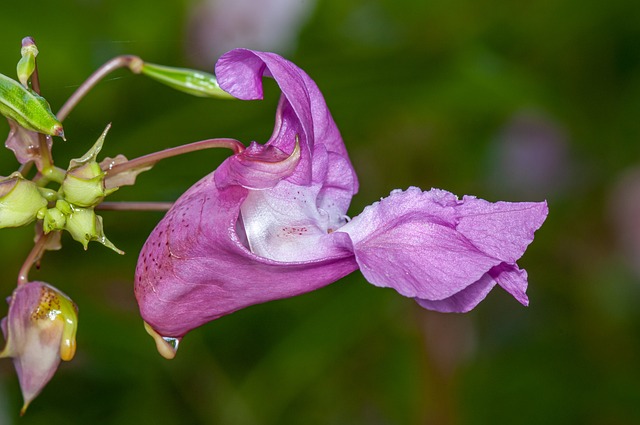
[0,73,64,138]
[42,207,66,234]
[0,282,78,414]
[17,37,39,87]
[140,62,235,99]
[61,162,106,207]
[63,205,123,254]
[0,173,47,228]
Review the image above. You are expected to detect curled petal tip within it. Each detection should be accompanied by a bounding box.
[21,37,36,47]
[144,321,179,360]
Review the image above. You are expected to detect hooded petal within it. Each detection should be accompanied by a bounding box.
[135,172,357,340]
[339,187,547,309]
[215,48,358,200]
[214,140,300,190]
[0,282,78,414]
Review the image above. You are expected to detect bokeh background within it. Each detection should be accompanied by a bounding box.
[1,0,639,423]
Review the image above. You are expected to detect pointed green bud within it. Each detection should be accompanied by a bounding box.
[17,37,39,87]
[61,162,106,207]
[61,124,114,207]
[0,173,48,228]
[63,205,123,254]
[140,62,235,99]
[0,73,64,138]
[63,206,96,249]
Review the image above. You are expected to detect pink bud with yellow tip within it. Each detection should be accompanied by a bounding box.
[0,281,78,414]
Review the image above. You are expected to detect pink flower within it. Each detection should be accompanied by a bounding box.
[135,49,548,351]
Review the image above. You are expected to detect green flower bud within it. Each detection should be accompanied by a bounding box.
[42,207,66,234]
[63,206,96,249]
[0,73,64,138]
[17,37,38,87]
[0,173,47,228]
[55,199,72,215]
[140,62,235,99]
[61,162,106,207]
[61,124,117,207]
[63,205,123,254]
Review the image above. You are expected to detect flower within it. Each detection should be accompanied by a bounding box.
[135,49,548,354]
[0,281,78,414]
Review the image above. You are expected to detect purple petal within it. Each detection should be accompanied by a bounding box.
[490,263,529,306]
[339,187,547,307]
[215,49,358,197]
[455,195,548,263]
[414,264,529,312]
[415,273,497,313]
[214,140,300,190]
[135,172,357,339]
[340,188,502,300]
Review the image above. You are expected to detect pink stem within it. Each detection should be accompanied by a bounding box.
[96,202,174,211]
[57,55,144,122]
[17,231,52,286]
[103,138,245,183]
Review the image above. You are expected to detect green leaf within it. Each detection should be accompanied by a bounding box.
[140,62,235,99]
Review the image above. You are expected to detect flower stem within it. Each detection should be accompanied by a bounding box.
[57,55,144,122]
[28,55,55,171]
[17,231,52,286]
[103,138,245,183]
[96,202,174,211]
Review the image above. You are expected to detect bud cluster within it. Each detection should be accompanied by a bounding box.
[0,35,239,414]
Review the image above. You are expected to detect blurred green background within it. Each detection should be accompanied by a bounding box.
[1,0,640,423]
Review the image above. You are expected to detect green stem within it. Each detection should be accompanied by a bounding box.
[103,137,245,184]
[33,165,67,186]
[57,55,144,122]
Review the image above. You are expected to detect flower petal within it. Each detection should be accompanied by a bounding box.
[339,187,547,305]
[135,172,357,339]
[490,263,529,306]
[214,140,300,190]
[215,49,358,196]
[455,196,548,263]
[415,273,497,313]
